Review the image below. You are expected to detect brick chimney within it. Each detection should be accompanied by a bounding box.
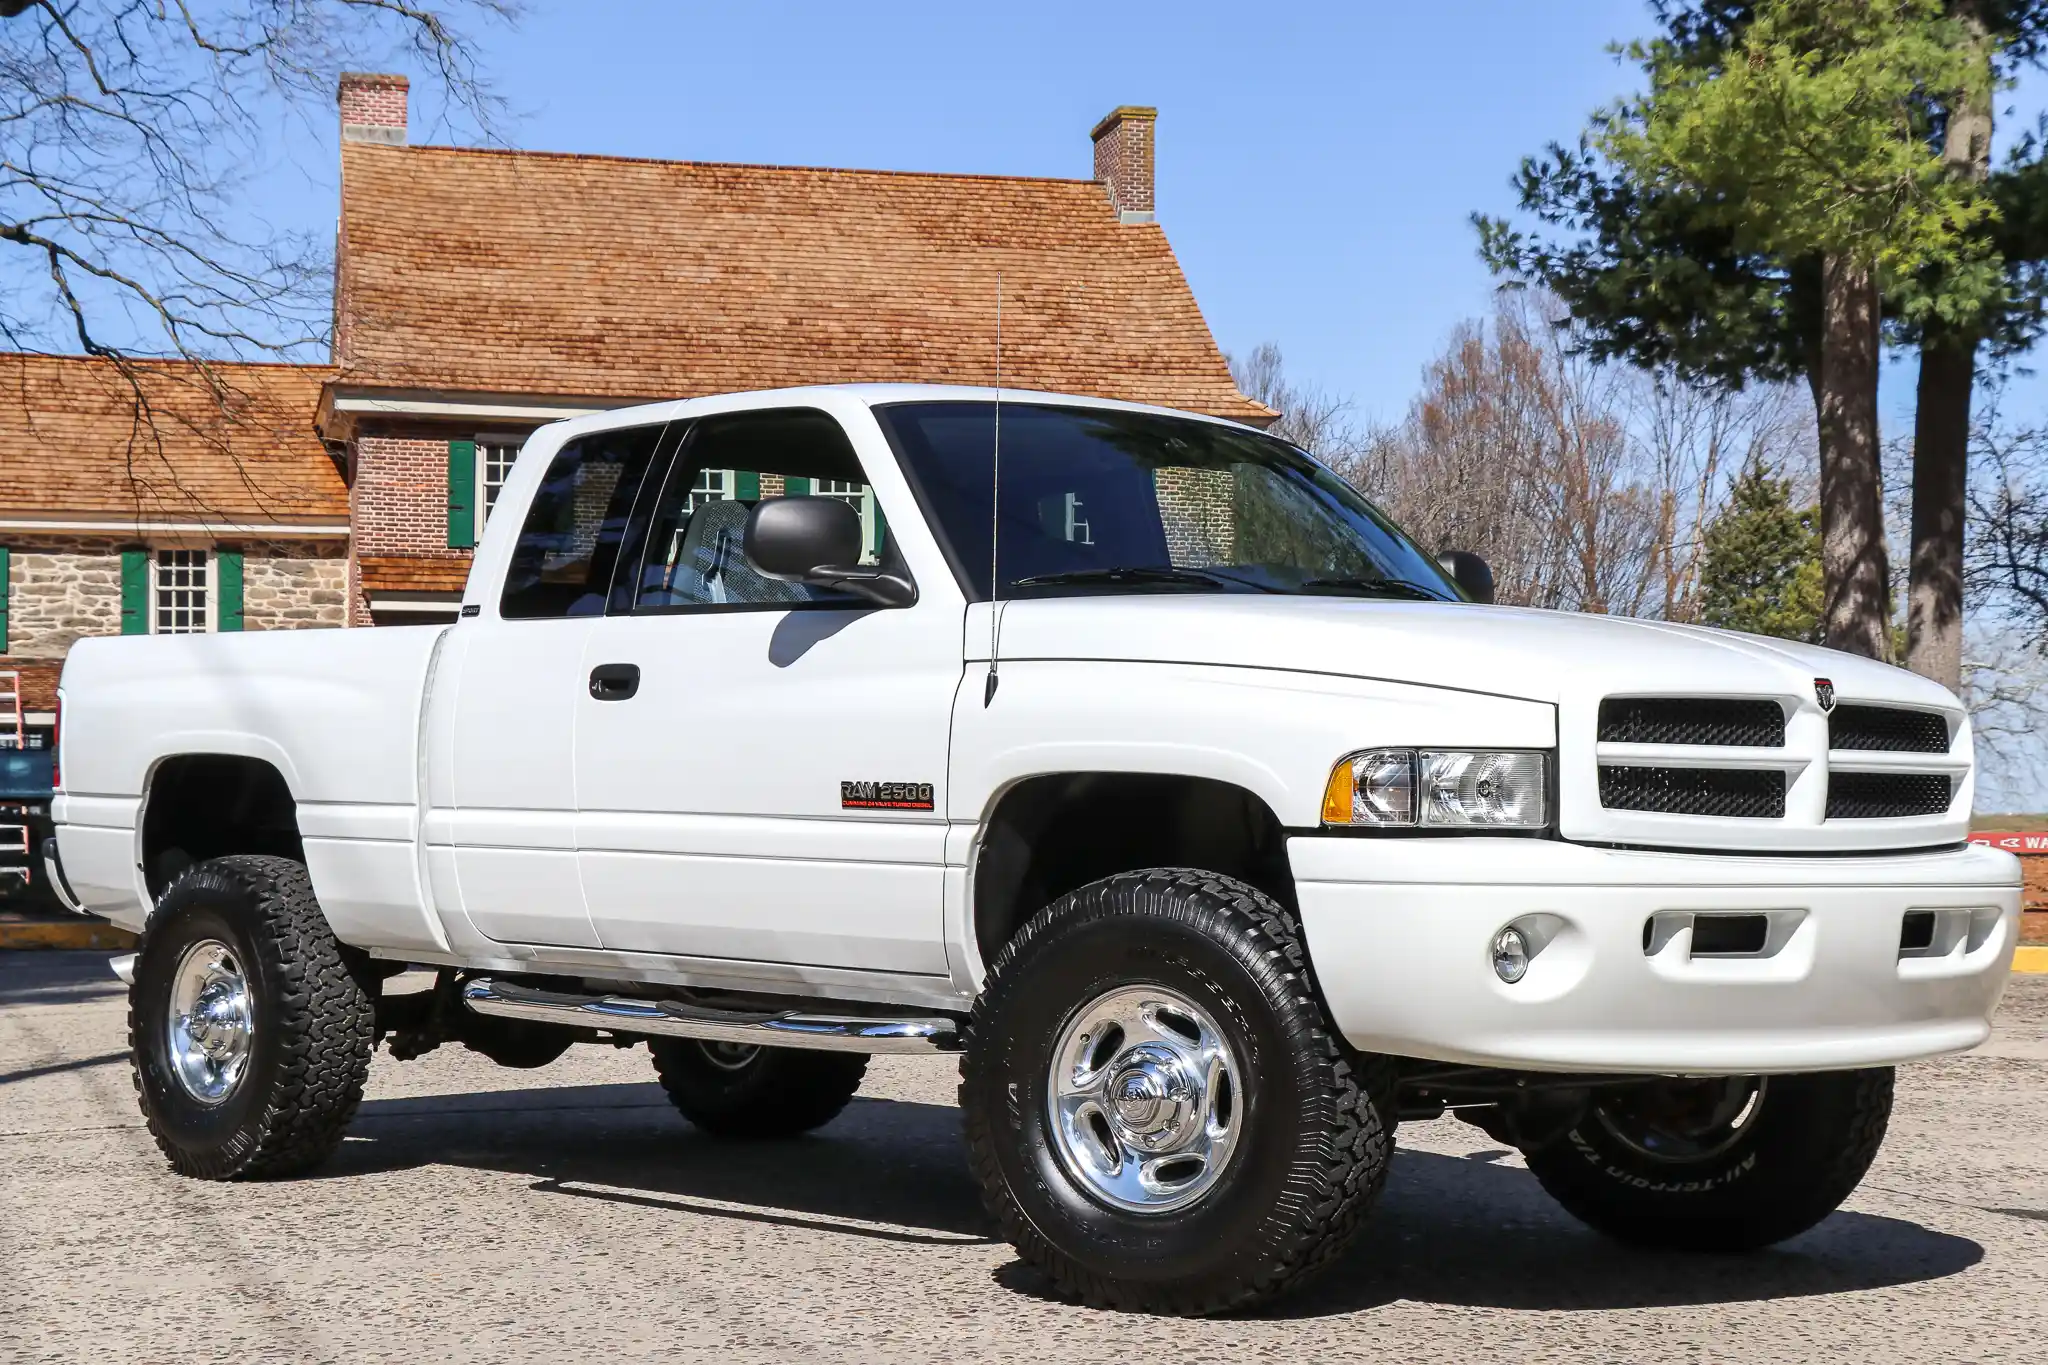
[1091,106,1157,223]
[339,72,408,145]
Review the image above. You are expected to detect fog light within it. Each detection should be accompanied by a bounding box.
[1492,926,1530,983]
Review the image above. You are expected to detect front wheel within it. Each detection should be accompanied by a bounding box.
[959,869,1394,1316]
[1522,1068,1894,1252]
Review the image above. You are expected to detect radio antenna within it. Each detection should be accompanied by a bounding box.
[983,270,1003,706]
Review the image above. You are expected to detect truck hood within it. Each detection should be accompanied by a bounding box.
[976,595,1960,713]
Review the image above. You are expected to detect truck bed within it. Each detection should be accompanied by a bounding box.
[53,625,449,947]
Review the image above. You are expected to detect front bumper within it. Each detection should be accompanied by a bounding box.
[1290,836,2021,1075]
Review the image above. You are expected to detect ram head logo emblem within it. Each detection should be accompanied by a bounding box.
[1814,678,1836,712]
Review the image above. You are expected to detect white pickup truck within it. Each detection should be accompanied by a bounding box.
[50,385,2021,1314]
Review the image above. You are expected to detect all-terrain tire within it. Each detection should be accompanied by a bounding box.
[1522,1068,1894,1252]
[129,855,376,1179]
[649,1040,868,1137]
[959,868,1394,1316]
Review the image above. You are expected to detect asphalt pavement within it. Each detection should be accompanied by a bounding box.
[3,949,2045,1364]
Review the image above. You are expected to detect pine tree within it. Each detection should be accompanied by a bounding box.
[1698,460,1826,641]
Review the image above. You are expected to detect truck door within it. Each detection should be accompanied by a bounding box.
[573,406,959,977]
[441,422,669,949]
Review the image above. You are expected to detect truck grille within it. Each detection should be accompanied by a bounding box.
[1824,771,1953,819]
[1597,697,1785,747]
[1597,766,1786,819]
[1827,705,1949,754]
[1582,690,1966,850]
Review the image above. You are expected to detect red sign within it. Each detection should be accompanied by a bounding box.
[1968,832,2048,855]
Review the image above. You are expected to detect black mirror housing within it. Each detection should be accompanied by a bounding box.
[742,496,916,609]
[745,496,864,579]
[1436,549,1495,605]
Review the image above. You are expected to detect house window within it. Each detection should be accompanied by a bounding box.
[1063,492,1094,545]
[477,435,525,529]
[813,478,880,562]
[154,549,211,634]
[689,467,735,510]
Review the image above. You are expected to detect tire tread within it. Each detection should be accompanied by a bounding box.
[130,855,375,1180]
[959,867,1393,1315]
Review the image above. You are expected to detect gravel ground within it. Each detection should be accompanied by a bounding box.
[3,950,2045,1364]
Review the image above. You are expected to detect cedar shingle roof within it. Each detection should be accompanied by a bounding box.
[0,356,343,522]
[336,144,1272,424]
[358,555,470,593]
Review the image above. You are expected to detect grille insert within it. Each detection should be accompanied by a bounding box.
[1828,705,1949,754]
[1825,771,1952,819]
[1597,698,1786,748]
[1598,766,1786,818]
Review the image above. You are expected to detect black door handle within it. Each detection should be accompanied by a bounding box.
[588,662,641,701]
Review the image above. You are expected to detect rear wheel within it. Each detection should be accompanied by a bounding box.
[129,855,376,1179]
[1521,1068,1894,1251]
[959,868,1393,1316]
[649,1039,868,1137]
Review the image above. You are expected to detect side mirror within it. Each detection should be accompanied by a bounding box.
[743,496,916,609]
[1436,550,1495,605]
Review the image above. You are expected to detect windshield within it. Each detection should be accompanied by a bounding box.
[874,401,1464,602]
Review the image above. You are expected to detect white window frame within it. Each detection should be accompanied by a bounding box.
[475,432,527,531]
[150,546,215,635]
[689,466,736,511]
[812,478,879,561]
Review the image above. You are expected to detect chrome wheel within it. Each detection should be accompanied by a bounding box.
[165,939,253,1105]
[1595,1076,1768,1163]
[1047,985,1241,1214]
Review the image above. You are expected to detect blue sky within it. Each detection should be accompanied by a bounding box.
[269,1,1694,421]
[264,0,2048,427]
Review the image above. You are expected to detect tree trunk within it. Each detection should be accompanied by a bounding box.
[1817,252,1890,660]
[1906,0,1992,691]
[1907,331,1973,688]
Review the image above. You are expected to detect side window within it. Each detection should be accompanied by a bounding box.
[500,424,666,619]
[631,408,897,612]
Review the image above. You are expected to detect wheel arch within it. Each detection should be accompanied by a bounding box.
[139,752,304,901]
[966,770,1297,983]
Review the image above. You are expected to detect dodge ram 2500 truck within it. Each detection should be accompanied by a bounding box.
[50,385,2022,1315]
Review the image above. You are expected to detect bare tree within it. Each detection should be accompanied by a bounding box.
[1962,619,2048,810]
[0,0,511,367]
[1340,292,1815,619]
[1966,402,2048,645]
[0,1,514,515]
[1227,343,1363,463]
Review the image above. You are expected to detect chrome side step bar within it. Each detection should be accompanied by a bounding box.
[460,977,963,1055]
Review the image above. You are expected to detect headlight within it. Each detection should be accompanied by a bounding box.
[1321,749,1548,829]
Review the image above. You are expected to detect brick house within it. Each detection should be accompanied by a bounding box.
[0,358,350,734]
[0,76,1269,696]
[322,74,1270,622]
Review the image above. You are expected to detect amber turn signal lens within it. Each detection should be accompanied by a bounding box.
[1321,762,1356,824]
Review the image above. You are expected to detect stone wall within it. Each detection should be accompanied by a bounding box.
[4,535,127,658]
[243,543,349,630]
[2,535,347,656]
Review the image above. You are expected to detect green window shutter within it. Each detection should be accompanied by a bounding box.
[120,549,148,634]
[216,550,244,631]
[785,476,811,497]
[0,546,10,654]
[447,439,477,548]
[734,469,760,501]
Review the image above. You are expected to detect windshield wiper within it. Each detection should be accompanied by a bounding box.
[1010,566,1280,592]
[1297,575,1453,601]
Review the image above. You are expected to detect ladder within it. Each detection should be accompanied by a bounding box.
[0,670,28,868]
[0,669,21,751]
